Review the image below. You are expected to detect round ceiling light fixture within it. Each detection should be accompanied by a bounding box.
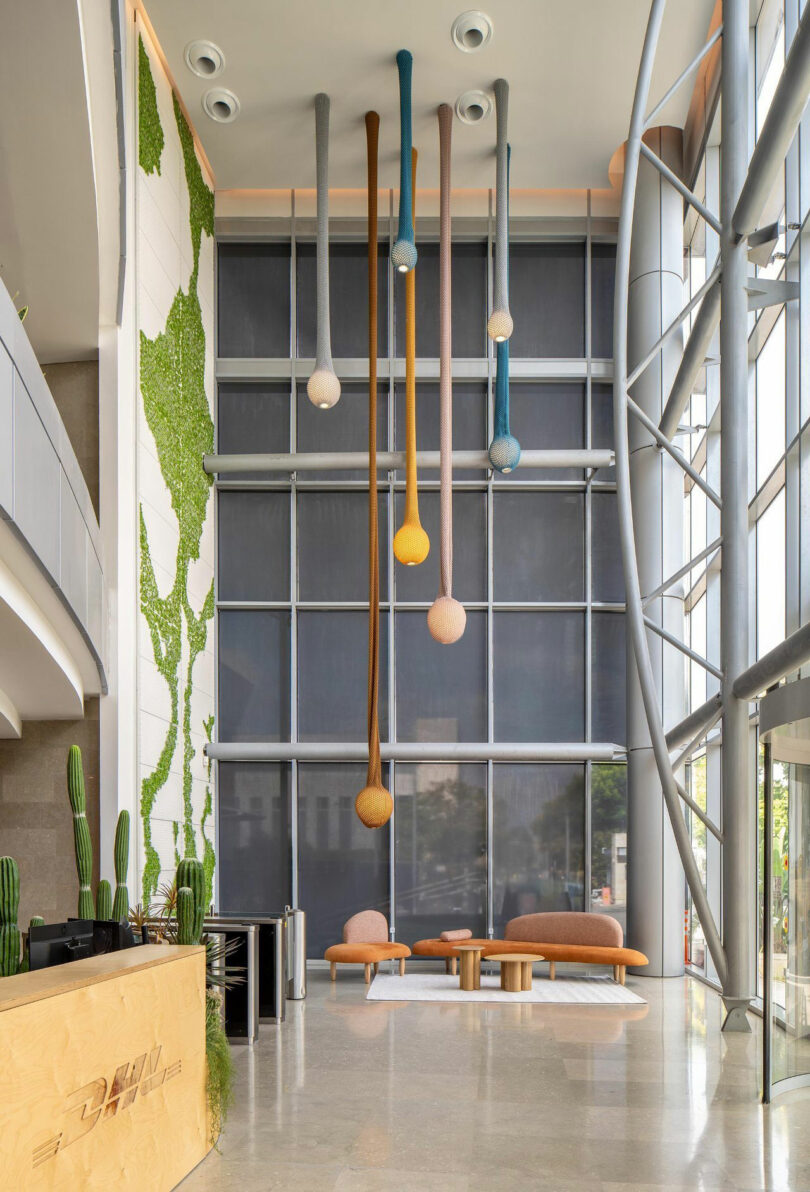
[455,89,492,125]
[451,11,494,53]
[184,39,225,79]
[202,88,240,123]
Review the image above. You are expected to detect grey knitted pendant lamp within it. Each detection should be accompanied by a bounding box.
[307,93,341,409]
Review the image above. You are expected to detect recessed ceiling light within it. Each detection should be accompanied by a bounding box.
[203,87,240,123]
[455,90,492,125]
[184,40,225,79]
[451,11,494,53]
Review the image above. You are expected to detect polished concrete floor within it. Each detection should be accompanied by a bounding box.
[184,965,810,1191]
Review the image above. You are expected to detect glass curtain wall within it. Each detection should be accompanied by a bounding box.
[214,198,626,956]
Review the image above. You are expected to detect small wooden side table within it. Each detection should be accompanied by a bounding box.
[455,944,485,991]
[485,952,542,992]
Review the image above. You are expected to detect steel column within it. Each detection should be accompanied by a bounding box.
[719,0,755,1031]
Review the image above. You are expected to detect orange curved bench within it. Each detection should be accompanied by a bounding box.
[412,912,648,984]
[324,910,411,983]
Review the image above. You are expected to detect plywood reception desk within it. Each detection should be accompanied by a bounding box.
[0,944,210,1189]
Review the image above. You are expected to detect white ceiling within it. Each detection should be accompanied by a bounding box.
[144,0,716,192]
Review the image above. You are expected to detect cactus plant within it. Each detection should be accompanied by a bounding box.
[19,915,44,973]
[96,879,112,921]
[175,858,205,943]
[176,886,198,945]
[67,746,94,920]
[0,857,20,976]
[111,810,130,922]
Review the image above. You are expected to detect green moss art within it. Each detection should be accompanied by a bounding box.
[138,44,215,905]
[138,36,164,176]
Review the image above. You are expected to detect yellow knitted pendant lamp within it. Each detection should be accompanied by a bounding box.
[427,104,466,645]
[356,111,393,831]
[393,148,430,568]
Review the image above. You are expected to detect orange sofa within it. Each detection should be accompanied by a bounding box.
[325,910,411,983]
[412,911,648,984]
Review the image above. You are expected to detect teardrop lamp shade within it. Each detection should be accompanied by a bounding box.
[356,111,393,830]
[428,103,466,645]
[394,148,430,567]
[488,146,520,473]
[487,79,513,342]
[391,50,417,273]
[307,93,340,408]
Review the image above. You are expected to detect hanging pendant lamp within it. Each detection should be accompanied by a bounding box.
[307,93,341,409]
[427,103,466,646]
[391,50,418,274]
[486,78,513,343]
[356,111,393,831]
[488,144,521,473]
[393,148,430,567]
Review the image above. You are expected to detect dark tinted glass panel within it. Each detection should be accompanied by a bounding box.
[394,491,486,602]
[509,243,585,358]
[507,383,585,479]
[591,764,627,933]
[297,242,387,357]
[217,492,289,602]
[218,763,291,913]
[218,611,290,741]
[298,611,388,741]
[297,383,386,480]
[591,383,616,481]
[298,762,390,956]
[395,382,486,479]
[395,763,486,940]
[298,492,387,601]
[493,492,584,601]
[592,612,626,745]
[217,384,290,479]
[396,611,486,742]
[591,492,624,602]
[493,763,585,934]
[591,243,617,358]
[394,242,487,357]
[218,243,290,357]
[494,612,585,741]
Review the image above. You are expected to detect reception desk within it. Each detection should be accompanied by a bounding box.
[0,944,209,1189]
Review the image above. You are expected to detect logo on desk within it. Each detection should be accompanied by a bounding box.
[32,1047,181,1168]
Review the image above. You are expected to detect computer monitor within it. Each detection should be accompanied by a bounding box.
[28,920,95,971]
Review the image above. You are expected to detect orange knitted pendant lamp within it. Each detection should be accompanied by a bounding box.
[393,148,430,568]
[356,111,393,831]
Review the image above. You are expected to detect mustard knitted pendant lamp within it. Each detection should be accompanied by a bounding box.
[393,148,430,567]
[356,111,393,831]
[427,104,466,646]
[487,79,513,344]
[307,93,341,409]
[488,145,521,473]
[391,50,417,273]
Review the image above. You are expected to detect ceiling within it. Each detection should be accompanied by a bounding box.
[144,0,716,192]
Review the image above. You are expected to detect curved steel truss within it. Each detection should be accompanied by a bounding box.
[613,0,810,1025]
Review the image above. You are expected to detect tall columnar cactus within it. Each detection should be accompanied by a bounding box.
[96,880,112,921]
[20,915,44,974]
[0,857,21,977]
[175,858,205,943]
[176,886,197,945]
[67,746,94,919]
[112,810,130,922]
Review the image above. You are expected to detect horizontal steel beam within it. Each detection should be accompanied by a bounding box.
[638,141,723,235]
[665,693,724,751]
[733,620,810,700]
[659,278,721,440]
[203,449,614,475]
[206,741,624,762]
[734,7,810,235]
[216,357,615,383]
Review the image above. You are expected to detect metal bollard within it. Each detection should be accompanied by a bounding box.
[285,907,306,999]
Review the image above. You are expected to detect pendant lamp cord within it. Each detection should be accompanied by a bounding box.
[438,102,453,600]
[365,111,382,790]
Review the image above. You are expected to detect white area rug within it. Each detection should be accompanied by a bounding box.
[366,971,646,1005]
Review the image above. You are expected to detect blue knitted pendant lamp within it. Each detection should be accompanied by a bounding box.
[391,50,418,273]
[307,93,341,409]
[487,79,513,343]
[488,144,520,473]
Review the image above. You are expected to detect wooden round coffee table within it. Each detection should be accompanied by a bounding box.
[485,953,542,993]
[455,944,485,991]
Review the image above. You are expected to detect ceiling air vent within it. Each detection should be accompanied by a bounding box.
[455,90,492,125]
[202,88,240,123]
[451,11,494,53]
[184,40,225,79]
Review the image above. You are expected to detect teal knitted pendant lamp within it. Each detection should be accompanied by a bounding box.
[307,93,341,409]
[391,50,418,273]
[487,79,513,343]
[488,144,520,473]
